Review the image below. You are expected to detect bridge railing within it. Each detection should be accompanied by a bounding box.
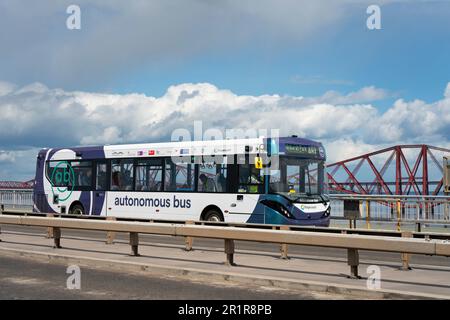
[1,208,450,279]
[0,189,33,209]
[329,194,450,229]
[1,189,449,228]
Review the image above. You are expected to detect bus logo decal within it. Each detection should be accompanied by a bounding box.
[50,160,75,202]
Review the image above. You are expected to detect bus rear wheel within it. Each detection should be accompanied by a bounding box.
[204,209,224,222]
[69,203,85,215]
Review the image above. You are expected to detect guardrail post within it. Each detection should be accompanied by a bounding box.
[347,249,360,279]
[344,199,359,229]
[423,199,428,220]
[366,200,371,230]
[46,213,54,238]
[224,239,235,266]
[445,200,449,221]
[401,231,413,270]
[185,221,194,251]
[396,199,401,231]
[415,222,422,233]
[105,216,116,244]
[280,226,289,259]
[53,227,61,248]
[129,232,140,256]
[0,204,3,241]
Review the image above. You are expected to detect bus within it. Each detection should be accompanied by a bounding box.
[32,136,330,226]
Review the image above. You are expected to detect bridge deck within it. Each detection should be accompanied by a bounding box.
[0,226,449,299]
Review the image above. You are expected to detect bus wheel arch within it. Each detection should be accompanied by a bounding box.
[201,205,224,222]
[69,201,85,215]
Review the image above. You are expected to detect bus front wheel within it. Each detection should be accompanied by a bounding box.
[204,209,224,222]
[69,203,85,215]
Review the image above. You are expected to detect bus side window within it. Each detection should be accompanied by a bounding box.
[135,158,163,191]
[111,159,134,191]
[96,162,107,191]
[198,158,227,193]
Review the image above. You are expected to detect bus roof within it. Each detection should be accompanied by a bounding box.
[39,136,324,160]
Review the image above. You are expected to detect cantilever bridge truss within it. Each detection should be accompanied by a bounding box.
[327,145,450,196]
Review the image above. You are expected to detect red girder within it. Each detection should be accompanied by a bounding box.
[0,180,34,189]
[327,144,450,195]
[365,156,392,195]
[368,150,394,194]
[399,148,421,195]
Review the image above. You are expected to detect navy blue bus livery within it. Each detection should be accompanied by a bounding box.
[33,137,330,226]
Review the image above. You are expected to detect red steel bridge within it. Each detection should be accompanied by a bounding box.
[0,180,34,190]
[1,145,449,195]
[327,145,450,196]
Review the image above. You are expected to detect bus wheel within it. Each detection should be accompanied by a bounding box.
[70,203,85,215]
[204,209,223,222]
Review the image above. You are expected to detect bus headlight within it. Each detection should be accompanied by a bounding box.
[323,206,331,217]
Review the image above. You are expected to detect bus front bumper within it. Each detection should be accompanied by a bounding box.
[282,216,330,227]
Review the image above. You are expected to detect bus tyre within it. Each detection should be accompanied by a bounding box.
[204,209,223,222]
[70,203,85,215]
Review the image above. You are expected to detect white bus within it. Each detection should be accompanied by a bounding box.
[33,136,330,226]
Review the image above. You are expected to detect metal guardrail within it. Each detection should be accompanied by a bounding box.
[1,208,450,278]
[1,189,450,229]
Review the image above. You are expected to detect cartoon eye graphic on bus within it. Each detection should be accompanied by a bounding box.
[49,161,75,202]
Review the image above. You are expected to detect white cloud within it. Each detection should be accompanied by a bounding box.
[0,80,449,179]
[0,151,16,163]
[0,81,16,96]
[445,83,450,98]
[323,139,379,164]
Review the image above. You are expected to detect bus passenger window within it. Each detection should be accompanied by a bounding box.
[165,158,195,192]
[198,161,227,193]
[135,159,163,191]
[70,161,93,189]
[110,159,134,191]
[96,162,107,190]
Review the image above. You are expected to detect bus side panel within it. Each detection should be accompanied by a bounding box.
[93,191,107,216]
[105,192,259,223]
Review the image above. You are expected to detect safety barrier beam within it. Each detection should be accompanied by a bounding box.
[1,214,450,278]
[2,209,449,241]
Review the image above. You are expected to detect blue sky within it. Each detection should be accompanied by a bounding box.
[76,1,450,107]
[2,1,450,103]
[1,0,450,180]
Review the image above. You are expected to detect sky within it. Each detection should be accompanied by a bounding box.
[0,0,450,180]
